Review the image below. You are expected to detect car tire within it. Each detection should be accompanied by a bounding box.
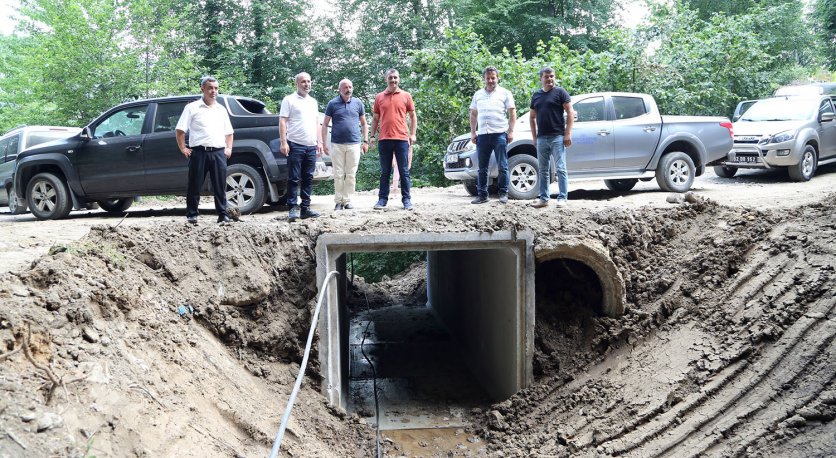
[787,145,817,182]
[26,172,72,220]
[463,180,478,196]
[604,179,638,192]
[713,165,738,178]
[98,198,133,214]
[656,152,695,192]
[507,154,539,200]
[7,186,27,214]
[226,163,266,214]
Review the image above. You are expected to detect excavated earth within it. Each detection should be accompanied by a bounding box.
[0,188,834,457]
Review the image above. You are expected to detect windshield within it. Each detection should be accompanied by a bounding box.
[740,98,817,122]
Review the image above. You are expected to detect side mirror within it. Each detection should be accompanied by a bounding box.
[80,127,92,141]
[821,112,835,123]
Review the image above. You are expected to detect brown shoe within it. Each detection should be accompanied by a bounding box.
[530,199,548,208]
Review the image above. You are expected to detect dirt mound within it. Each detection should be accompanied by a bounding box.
[0,193,834,456]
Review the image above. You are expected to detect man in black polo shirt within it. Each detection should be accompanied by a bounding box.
[529,67,574,208]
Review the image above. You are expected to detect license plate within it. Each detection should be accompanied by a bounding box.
[734,155,759,164]
[447,154,459,163]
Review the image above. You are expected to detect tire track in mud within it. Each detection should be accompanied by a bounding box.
[600,276,836,457]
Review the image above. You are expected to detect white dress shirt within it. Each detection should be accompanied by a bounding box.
[176,99,234,148]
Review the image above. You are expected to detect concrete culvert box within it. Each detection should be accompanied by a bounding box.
[316,231,535,413]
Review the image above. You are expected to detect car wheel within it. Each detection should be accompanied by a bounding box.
[787,145,817,182]
[26,172,72,220]
[713,165,738,178]
[656,151,695,192]
[226,163,266,214]
[8,186,27,214]
[98,198,133,214]
[463,180,478,196]
[604,179,638,192]
[507,154,539,200]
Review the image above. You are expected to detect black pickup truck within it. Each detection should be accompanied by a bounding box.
[13,95,332,220]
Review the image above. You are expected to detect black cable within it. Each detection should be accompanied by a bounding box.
[359,291,382,458]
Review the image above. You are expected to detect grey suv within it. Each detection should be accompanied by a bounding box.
[718,95,836,181]
[0,126,81,214]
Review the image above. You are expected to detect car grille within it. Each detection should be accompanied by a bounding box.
[734,135,762,144]
[447,139,471,153]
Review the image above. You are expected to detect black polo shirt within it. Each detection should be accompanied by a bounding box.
[530,87,571,136]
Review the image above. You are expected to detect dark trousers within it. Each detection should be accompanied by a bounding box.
[287,141,317,209]
[377,139,411,203]
[476,133,509,198]
[186,147,228,218]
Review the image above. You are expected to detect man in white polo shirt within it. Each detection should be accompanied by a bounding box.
[175,75,234,225]
[469,66,516,204]
[280,72,322,222]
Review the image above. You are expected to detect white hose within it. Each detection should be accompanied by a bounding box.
[269,270,340,458]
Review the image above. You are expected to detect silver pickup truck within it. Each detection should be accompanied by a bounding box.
[718,95,836,181]
[444,92,733,199]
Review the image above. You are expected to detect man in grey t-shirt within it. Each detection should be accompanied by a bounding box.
[469,66,516,204]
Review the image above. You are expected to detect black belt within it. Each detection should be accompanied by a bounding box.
[192,145,223,151]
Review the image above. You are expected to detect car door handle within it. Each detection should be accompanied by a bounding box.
[126,146,141,153]
[643,126,657,132]
[597,130,611,136]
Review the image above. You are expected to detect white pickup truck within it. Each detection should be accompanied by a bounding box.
[718,95,836,181]
[443,92,734,199]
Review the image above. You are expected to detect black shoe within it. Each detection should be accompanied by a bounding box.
[343,203,354,210]
[217,215,231,224]
[288,206,300,222]
[186,216,197,225]
[471,196,488,204]
[334,203,343,211]
[301,208,320,219]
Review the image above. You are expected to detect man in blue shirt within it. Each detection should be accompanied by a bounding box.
[529,67,574,208]
[322,79,369,210]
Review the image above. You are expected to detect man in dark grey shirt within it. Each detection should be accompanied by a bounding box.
[529,67,574,208]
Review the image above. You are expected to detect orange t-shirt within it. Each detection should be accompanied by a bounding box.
[373,89,415,141]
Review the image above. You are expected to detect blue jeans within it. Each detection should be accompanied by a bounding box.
[537,135,568,201]
[476,133,508,198]
[287,142,317,208]
[378,140,411,203]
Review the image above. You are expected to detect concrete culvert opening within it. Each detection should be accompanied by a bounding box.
[316,232,536,429]
[534,241,626,380]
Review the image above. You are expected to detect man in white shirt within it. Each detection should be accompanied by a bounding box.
[469,66,516,205]
[175,76,234,224]
[280,72,322,222]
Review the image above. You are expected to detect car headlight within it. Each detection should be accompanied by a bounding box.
[761,130,795,144]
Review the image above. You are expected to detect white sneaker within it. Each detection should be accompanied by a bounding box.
[556,199,568,207]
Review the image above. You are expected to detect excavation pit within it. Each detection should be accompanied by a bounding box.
[317,232,535,420]
[316,232,626,427]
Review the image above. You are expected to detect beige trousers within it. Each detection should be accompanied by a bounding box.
[332,143,362,204]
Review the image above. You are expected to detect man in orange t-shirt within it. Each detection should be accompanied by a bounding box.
[369,68,418,210]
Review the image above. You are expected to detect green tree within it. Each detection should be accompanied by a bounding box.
[461,0,617,56]
[0,0,196,131]
[812,0,836,70]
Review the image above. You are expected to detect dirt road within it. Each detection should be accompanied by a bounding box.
[2,165,835,274]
